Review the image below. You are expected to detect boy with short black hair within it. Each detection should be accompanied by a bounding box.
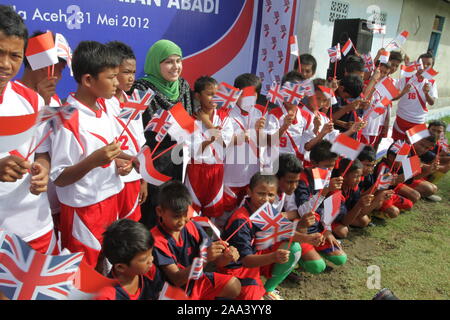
[426,120,450,185]
[151,181,242,300]
[96,219,165,300]
[344,55,365,80]
[293,53,317,80]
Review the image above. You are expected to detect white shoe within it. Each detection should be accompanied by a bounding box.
[426,195,442,202]
[263,290,284,300]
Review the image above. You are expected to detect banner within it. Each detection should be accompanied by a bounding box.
[8,0,298,98]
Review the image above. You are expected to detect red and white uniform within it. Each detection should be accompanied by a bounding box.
[393,76,438,140]
[50,94,124,267]
[0,81,57,254]
[361,90,390,144]
[223,105,264,211]
[185,109,233,218]
[107,93,146,221]
[265,105,313,161]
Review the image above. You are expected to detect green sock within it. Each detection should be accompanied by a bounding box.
[322,253,347,266]
[264,242,301,292]
[298,258,326,274]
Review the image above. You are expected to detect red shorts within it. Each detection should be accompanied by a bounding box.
[190,272,234,300]
[185,163,224,218]
[381,193,414,211]
[360,134,378,145]
[59,194,119,268]
[392,116,418,142]
[405,178,426,189]
[217,263,266,300]
[300,228,338,256]
[116,180,141,221]
[223,185,248,212]
[27,229,60,255]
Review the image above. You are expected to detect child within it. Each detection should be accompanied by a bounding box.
[392,53,438,141]
[222,73,265,214]
[263,71,313,162]
[106,41,147,222]
[50,41,131,267]
[426,120,450,185]
[0,5,57,255]
[289,141,347,274]
[293,53,317,80]
[221,173,302,300]
[96,219,165,300]
[185,76,233,220]
[151,181,242,300]
[344,55,365,80]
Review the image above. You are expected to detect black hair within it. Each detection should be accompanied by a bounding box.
[313,78,326,92]
[194,75,218,93]
[102,219,154,266]
[23,30,66,69]
[249,172,278,190]
[358,146,376,162]
[72,41,121,83]
[294,53,317,73]
[344,55,365,74]
[423,135,437,144]
[158,180,192,213]
[340,75,363,98]
[428,120,446,128]
[0,5,28,45]
[418,52,434,66]
[106,41,136,63]
[310,140,338,164]
[389,51,403,63]
[276,153,303,179]
[281,70,305,86]
[337,158,363,176]
[234,73,262,94]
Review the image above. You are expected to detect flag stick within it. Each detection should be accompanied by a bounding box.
[47,66,51,79]
[369,173,382,195]
[311,188,325,213]
[150,137,166,158]
[117,116,134,140]
[287,219,299,250]
[262,99,270,116]
[51,64,55,77]
[25,129,53,161]
[334,60,338,79]
[151,143,178,162]
[297,56,302,74]
[341,160,354,177]
[225,218,250,243]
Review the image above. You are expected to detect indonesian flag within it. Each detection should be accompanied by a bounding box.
[166,102,197,143]
[376,138,393,160]
[401,155,422,181]
[394,143,411,163]
[331,134,365,160]
[378,50,390,64]
[191,216,221,240]
[318,86,337,104]
[312,168,331,190]
[25,31,59,71]
[341,38,354,56]
[267,81,284,106]
[240,86,257,109]
[400,65,417,78]
[386,30,409,51]
[406,124,430,144]
[375,77,400,100]
[158,282,189,300]
[0,112,38,152]
[411,59,424,70]
[370,24,386,34]
[367,104,387,121]
[55,33,73,76]
[137,146,172,186]
[322,191,342,228]
[289,35,299,56]
[422,67,439,80]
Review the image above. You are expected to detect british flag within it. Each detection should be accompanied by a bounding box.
[118,88,154,121]
[145,109,173,142]
[377,164,393,190]
[266,81,284,106]
[0,229,83,300]
[282,81,305,105]
[38,104,77,131]
[55,33,73,76]
[254,221,296,250]
[212,82,242,109]
[198,238,209,264]
[250,202,292,234]
[362,53,375,73]
[328,43,341,63]
[187,257,204,281]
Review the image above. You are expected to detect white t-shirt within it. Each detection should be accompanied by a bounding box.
[107,94,146,183]
[396,75,438,124]
[0,81,53,241]
[362,90,390,136]
[50,94,124,207]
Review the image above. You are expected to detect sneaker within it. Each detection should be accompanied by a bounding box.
[263,290,284,300]
[426,195,442,202]
[286,271,302,284]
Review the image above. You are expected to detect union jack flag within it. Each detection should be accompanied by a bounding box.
[328,43,341,63]
[55,33,73,76]
[212,82,242,109]
[362,53,375,73]
[0,229,83,300]
[187,257,204,281]
[250,202,292,233]
[118,88,154,121]
[377,164,393,190]
[300,79,315,97]
[37,104,77,131]
[145,109,173,142]
[198,238,209,264]
[281,81,305,105]
[266,81,284,106]
[254,221,296,250]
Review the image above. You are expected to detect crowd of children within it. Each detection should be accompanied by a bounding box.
[0,5,449,300]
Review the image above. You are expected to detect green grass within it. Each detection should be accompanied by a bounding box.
[280,118,450,300]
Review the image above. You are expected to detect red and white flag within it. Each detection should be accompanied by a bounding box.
[322,191,342,228]
[400,65,417,78]
[312,167,331,190]
[375,77,400,100]
[267,81,284,106]
[0,112,38,152]
[166,102,198,143]
[401,155,422,181]
[239,86,257,110]
[341,39,354,56]
[25,31,59,71]
[158,282,189,300]
[318,86,337,104]
[55,33,73,76]
[370,24,386,34]
[137,146,172,186]
[191,216,221,240]
[289,35,299,56]
[378,50,390,64]
[386,30,409,51]
[212,82,242,109]
[187,257,204,281]
[394,142,411,163]
[406,124,430,144]
[328,43,341,63]
[422,67,439,80]
[331,134,365,160]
